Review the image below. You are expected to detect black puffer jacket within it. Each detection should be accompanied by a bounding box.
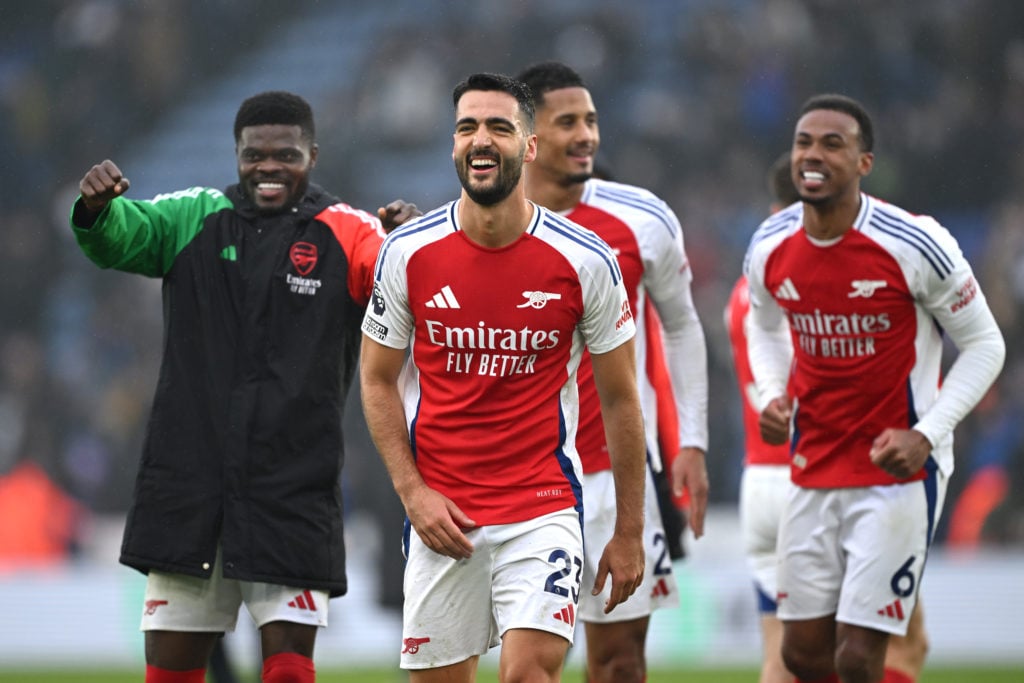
[71,183,385,596]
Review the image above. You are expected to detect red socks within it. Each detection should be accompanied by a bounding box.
[796,671,912,683]
[144,665,205,683]
[262,652,316,683]
[145,652,316,683]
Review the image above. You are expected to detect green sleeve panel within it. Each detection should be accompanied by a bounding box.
[71,187,234,277]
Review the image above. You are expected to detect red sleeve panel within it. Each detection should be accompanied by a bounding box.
[318,203,386,307]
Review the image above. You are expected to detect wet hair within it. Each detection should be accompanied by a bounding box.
[452,72,535,132]
[515,61,587,106]
[799,93,874,152]
[768,151,800,206]
[233,91,315,143]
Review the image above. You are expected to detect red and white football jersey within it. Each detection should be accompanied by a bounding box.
[567,178,707,474]
[362,200,635,525]
[746,194,1002,488]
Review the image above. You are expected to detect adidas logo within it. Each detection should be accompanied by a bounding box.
[774,278,801,301]
[650,578,671,598]
[877,599,905,620]
[425,285,460,309]
[219,245,237,261]
[553,604,576,627]
[288,590,318,612]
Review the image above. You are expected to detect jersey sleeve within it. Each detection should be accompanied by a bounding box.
[642,206,709,452]
[70,187,232,277]
[907,218,1006,446]
[744,233,793,407]
[319,203,386,307]
[578,244,636,355]
[361,232,414,349]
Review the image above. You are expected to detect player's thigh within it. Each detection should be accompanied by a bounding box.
[145,631,222,669]
[835,621,890,677]
[500,627,570,681]
[781,614,835,667]
[583,615,650,665]
[409,657,479,683]
[260,621,318,659]
[759,614,793,683]
[884,601,928,675]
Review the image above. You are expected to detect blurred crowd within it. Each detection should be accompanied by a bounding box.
[2,0,1023,573]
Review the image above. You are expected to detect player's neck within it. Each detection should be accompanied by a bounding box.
[524,170,584,214]
[458,191,536,249]
[803,191,862,241]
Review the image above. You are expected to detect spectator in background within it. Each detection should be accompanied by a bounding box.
[730,152,928,683]
[516,61,708,683]
[68,91,417,683]
[0,450,86,573]
[745,94,1004,683]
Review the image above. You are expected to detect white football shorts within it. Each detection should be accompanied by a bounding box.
[776,461,947,636]
[739,464,792,614]
[140,548,329,632]
[400,507,583,670]
[578,467,680,623]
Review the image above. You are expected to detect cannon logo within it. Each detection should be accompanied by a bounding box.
[848,279,888,298]
[517,290,562,309]
[402,636,431,654]
[144,599,168,615]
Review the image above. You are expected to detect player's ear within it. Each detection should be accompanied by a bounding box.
[524,133,538,164]
[858,151,873,177]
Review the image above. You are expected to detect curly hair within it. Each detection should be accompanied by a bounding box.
[233,91,315,143]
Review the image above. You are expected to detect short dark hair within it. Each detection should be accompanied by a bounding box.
[452,73,535,132]
[768,151,800,206]
[798,93,874,152]
[515,61,586,107]
[234,91,315,143]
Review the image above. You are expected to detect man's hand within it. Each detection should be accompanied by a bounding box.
[79,160,130,215]
[670,446,708,539]
[403,483,476,560]
[591,531,644,614]
[759,396,792,445]
[378,199,421,233]
[870,428,932,479]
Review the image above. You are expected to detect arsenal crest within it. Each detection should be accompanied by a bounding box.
[289,242,318,275]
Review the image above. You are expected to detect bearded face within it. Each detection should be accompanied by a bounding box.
[454,139,528,206]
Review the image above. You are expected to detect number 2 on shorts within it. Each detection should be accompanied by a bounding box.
[544,549,583,602]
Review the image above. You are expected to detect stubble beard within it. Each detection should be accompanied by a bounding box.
[457,156,523,207]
